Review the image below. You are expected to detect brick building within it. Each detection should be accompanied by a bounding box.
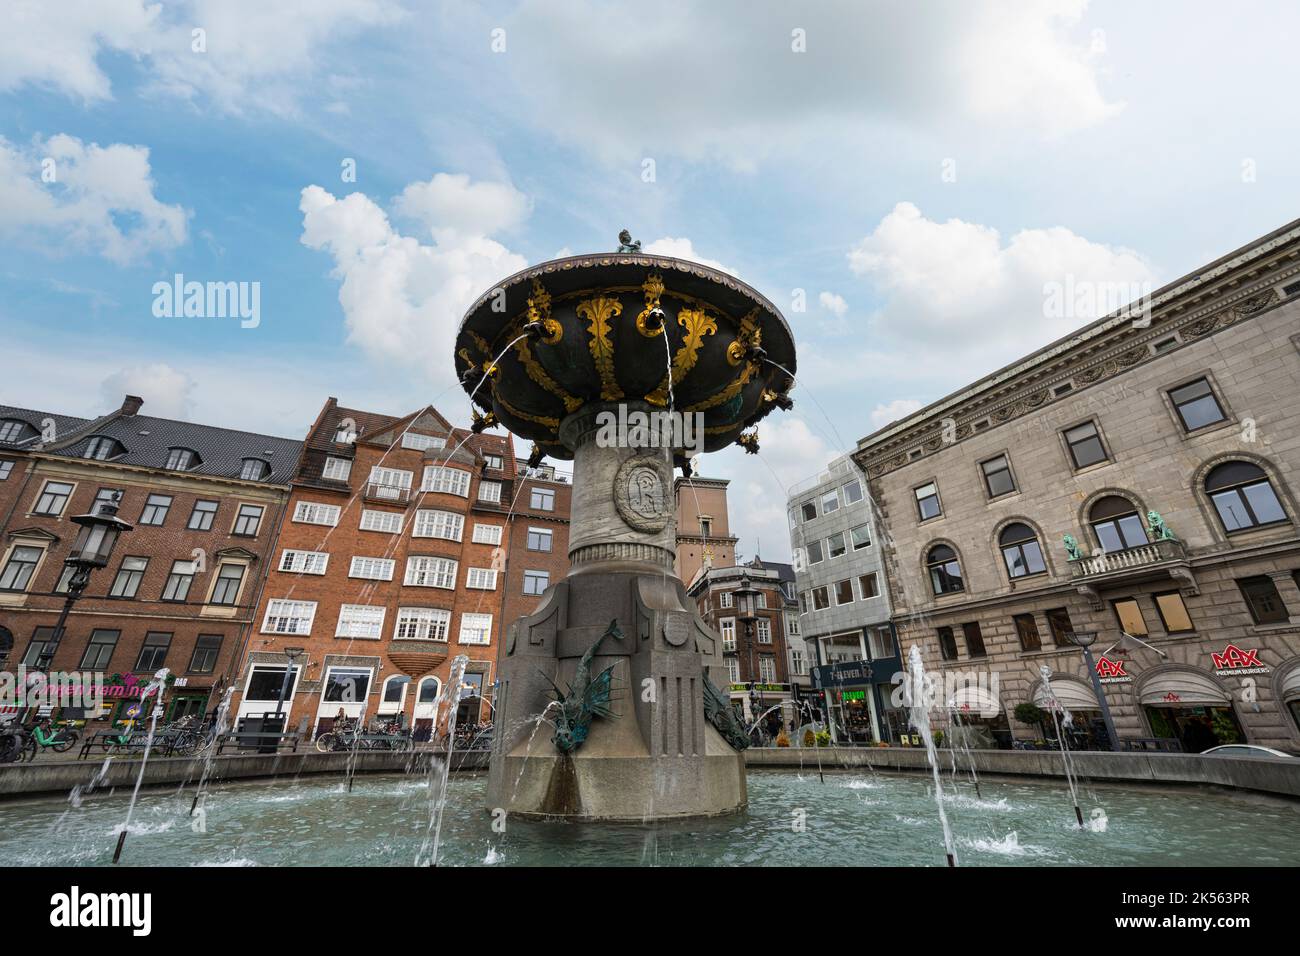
[500,459,572,645]
[233,399,519,739]
[0,395,300,723]
[854,219,1300,753]
[674,476,738,587]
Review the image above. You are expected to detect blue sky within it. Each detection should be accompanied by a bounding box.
[3,0,1298,559]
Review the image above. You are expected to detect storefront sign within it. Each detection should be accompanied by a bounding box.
[841,689,867,702]
[1210,644,1270,677]
[1095,656,1132,684]
[810,660,874,689]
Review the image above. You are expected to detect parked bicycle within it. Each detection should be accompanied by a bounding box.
[315,718,366,753]
[20,717,80,760]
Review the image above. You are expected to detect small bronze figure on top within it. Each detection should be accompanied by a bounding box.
[617,229,642,253]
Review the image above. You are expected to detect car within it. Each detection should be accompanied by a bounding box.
[1201,744,1295,759]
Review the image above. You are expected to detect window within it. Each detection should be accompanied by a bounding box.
[473,524,503,545]
[262,599,317,635]
[756,592,767,609]
[240,458,270,481]
[720,618,736,650]
[1112,598,1148,636]
[834,580,854,605]
[22,628,57,667]
[727,659,741,683]
[166,448,200,470]
[759,658,776,683]
[914,482,941,520]
[162,559,196,601]
[1064,421,1108,469]
[850,524,871,550]
[294,501,340,526]
[756,618,773,644]
[962,622,986,657]
[188,635,223,674]
[530,487,555,511]
[868,627,894,659]
[827,532,846,558]
[322,456,352,481]
[858,572,879,599]
[395,607,451,642]
[0,460,12,480]
[786,613,800,637]
[466,567,498,590]
[843,480,864,505]
[405,556,458,589]
[93,487,122,512]
[821,489,840,514]
[209,563,245,605]
[368,466,413,498]
[1205,462,1287,532]
[139,494,173,525]
[323,667,372,702]
[382,676,407,706]
[349,556,395,581]
[523,569,550,595]
[484,454,503,470]
[699,517,712,537]
[800,500,817,521]
[458,613,493,645]
[54,563,77,594]
[926,545,963,595]
[243,665,300,702]
[34,480,73,516]
[188,500,218,530]
[233,504,264,536]
[360,509,403,533]
[1013,614,1041,651]
[84,436,123,460]
[1238,576,1289,625]
[279,549,328,575]
[478,480,503,503]
[999,523,1047,578]
[812,586,830,610]
[80,629,119,669]
[1169,378,1226,431]
[0,420,26,443]
[791,649,807,676]
[413,510,464,541]
[418,677,441,704]
[0,545,42,591]
[806,539,824,564]
[528,527,553,552]
[1153,591,1195,633]
[721,591,733,608]
[981,455,1016,497]
[937,626,959,661]
[336,605,386,639]
[422,466,470,497]
[1045,607,1073,646]
[401,432,444,451]
[335,423,357,444]
[1090,495,1148,551]
[109,556,148,598]
[136,632,171,670]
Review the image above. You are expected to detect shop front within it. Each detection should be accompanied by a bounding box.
[811,658,904,745]
[1138,665,1244,753]
[1031,674,1106,749]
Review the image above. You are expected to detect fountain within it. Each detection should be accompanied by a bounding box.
[456,237,796,820]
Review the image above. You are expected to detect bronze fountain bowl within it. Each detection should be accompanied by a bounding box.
[455,252,796,461]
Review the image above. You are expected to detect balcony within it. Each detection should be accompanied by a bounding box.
[1069,538,1197,607]
[364,481,411,504]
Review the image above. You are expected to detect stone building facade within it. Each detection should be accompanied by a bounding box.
[233,399,515,738]
[854,219,1300,752]
[0,395,300,723]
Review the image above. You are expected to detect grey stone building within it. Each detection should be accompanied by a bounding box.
[786,454,903,743]
[853,219,1300,753]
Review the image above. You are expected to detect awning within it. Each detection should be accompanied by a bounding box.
[1279,664,1300,703]
[1139,669,1230,706]
[1033,677,1099,712]
[947,685,1002,718]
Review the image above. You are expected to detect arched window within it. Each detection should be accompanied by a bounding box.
[1205,461,1287,532]
[417,677,441,704]
[166,447,201,470]
[926,545,964,595]
[1089,495,1148,551]
[999,522,1046,578]
[383,676,407,704]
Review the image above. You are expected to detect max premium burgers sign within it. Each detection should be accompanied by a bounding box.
[1210,643,1270,677]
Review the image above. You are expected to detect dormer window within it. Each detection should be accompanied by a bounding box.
[335,424,357,444]
[0,419,33,444]
[84,436,125,460]
[240,458,271,481]
[166,447,201,471]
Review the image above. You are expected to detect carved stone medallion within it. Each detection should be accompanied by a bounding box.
[613,455,671,533]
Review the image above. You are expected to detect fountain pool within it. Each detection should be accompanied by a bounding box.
[2,770,1296,867]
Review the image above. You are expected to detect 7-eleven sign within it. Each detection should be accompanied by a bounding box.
[1210,644,1270,677]
[1095,656,1132,684]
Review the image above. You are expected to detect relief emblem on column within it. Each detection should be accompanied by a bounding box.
[613,455,671,533]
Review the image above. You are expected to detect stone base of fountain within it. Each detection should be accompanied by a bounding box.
[486,570,747,821]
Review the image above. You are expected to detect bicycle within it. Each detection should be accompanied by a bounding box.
[21,717,80,760]
[315,719,369,753]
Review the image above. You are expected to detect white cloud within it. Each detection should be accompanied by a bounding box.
[503,0,1121,166]
[298,178,528,394]
[100,364,197,420]
[393,173,532,240]
[869,398,923,432]
[848,201,1155,362]
[642,237,735,274]
[0,134,188,263]
[818,291,848,316]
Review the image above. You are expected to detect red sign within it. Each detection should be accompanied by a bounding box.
[1162,691,1181,703]
[1210,644,1262,670]
[1095,656,1132,684]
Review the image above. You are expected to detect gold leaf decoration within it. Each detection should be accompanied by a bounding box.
[645,306,718,405]
[578,295,625,400]
[685,363,754,413]
[526,278,562,344]
[512,335,583,412]
[635,272,666,337]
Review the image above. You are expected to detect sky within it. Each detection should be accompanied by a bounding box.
[2,0,1298,563]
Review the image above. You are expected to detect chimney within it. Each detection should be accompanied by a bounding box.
[120,395,144,416]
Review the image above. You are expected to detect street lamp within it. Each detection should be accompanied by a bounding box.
[38,492,132,671]
[273,647,304,722]
[733,572,763,726]
[1067,630,1121,752]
